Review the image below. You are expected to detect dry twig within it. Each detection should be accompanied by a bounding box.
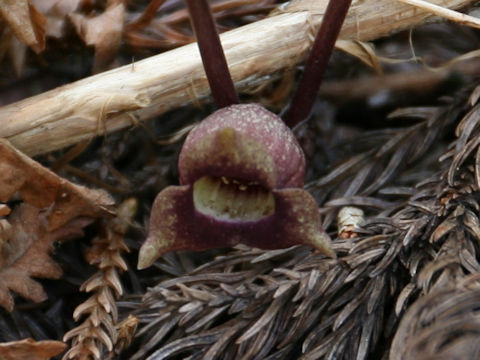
[396,0,480,29]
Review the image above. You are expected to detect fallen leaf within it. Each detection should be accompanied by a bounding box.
[115,314,139,352]
[0,0,46,53]
[336,40,383,75]
[8,32,28,77]
[0,204,10,216]
[0,204,93,311]
[0,138,115,231]
[0,338,67,360]
[0,139,115,311]
[32,0,84,38]
[70,0,126,72]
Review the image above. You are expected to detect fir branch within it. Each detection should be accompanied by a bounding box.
[63,199,137,360]
[124,81,480,360]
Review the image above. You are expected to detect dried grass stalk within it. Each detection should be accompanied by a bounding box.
[0,0,476,156]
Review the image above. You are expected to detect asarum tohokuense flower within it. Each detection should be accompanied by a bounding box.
[137,104,334,269]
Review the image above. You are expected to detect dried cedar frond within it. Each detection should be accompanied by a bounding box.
[124,0,278,52]
[122,79,480,359]
[391,275,480,360]
[309,101,460,229]
[63,199,137,360]
[388,84,480,360]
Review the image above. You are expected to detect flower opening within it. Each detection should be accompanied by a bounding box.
[193,175,275,222]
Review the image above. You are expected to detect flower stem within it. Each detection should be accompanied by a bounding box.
[284,0,352,128]
[185,0,239,108]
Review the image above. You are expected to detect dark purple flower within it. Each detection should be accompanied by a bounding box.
[138,104,334,269]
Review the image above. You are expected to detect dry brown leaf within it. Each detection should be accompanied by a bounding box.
[115,314,139,354]
[0,0,46,53]
[70,0,126,73]
[336,40,383,75]
[8,33,28,77]
[0,204,94,311]
[32,0,84,38]
[0,204,10,216]
[0,338,67,360]
[0,138,115,231]
[0,138,115,311]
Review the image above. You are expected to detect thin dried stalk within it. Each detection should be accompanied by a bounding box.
[395,0,480,28]
[63,199,137,360]
[0,0,476,156]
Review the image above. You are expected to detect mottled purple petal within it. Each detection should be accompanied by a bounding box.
[179,126,277,190]
[268,188,335,257]
[138,185,195,270]
[179,104,306,188]
[138,185,334,269]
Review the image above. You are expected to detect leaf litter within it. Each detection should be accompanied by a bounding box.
[1,1,480,360]
[0,338,67,360]
[0,139,114,311]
